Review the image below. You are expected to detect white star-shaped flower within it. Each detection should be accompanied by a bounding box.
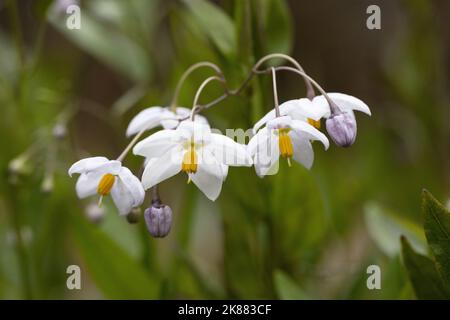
[133,120,252,201]
[252,93,371,134]
[248,115,329,176]
[68,157,145,215]
[126,106,209,137]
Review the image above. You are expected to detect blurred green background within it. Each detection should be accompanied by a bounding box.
[0,0,449,299]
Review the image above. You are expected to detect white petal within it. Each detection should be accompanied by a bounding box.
[110,179,135,215]
[253,131,280,177]
[290,120,329,150]
[197,147,224,178]
[177,120,211,144]
[209,133,252,166]
[291,98,326,121]
[126,107,166,137]
[141,148,183,189]
[75,172,102,198]
[133,129,178,158]
[220,164,229,180]
[117,167,145,207]
[314,93,371,117]
[290,132,314,169]
[68,156,109,176]
[190,162,223,201]
[247,127,269,157]
[267,116,293,130]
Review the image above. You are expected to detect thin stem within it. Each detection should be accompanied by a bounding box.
[170,62,224,110]
[190,76,226,121]
[116,129,146,162]
[253,53,315,99]
[271,68,280,117]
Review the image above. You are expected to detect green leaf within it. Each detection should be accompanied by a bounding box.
[183,0,236,57]
[364,202,426,257]
[261,0,293,54]
[400,236,449,299]
[48,11,151,82]
[423,189,450,290]
[274,270,309,300]
[70,212,158,299]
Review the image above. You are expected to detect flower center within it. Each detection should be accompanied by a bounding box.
[181,142,198,174]
[97,173,115,196]
[278,128,294,163]
[307,118,321,129]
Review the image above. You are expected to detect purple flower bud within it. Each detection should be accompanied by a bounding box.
[325,112,357,147]
[144,204,172,238]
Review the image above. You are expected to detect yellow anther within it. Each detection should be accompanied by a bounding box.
[307,118,321,129]
[182,144,198,174]
[97,173,115,196]
[278,128,294,159]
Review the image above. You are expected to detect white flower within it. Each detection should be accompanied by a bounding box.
[252,93,371,134]
[126,106,209,137]
[248,115,329,176]
[68,157,145,215]
[133,120,252,201]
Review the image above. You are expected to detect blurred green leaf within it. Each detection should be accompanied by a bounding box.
[71,212,158,299]
[401,236,449,299]
[365,203,426,257]
[423,190,450,290]
[260,0,293,54]
[183,0,236,58]
[274,269,309,299]
[48,11,151,82]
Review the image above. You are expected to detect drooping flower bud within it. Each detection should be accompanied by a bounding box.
[325,112,357,147]
[144,203,172,238]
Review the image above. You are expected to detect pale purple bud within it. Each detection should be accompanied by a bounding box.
[325,112,357,147]
[144,204,172,238]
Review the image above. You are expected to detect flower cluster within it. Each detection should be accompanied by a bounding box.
[68,54,371,237]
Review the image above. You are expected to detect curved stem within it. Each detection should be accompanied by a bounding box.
[170,62,224,111]
[190,76,226,121]
[116,129,146,162]
[271,68,280,117]
[253,53,315,99]
[274,66,340,114]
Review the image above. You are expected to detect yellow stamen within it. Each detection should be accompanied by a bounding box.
[181,143,198,174]
[307,118,321,129]
[278,128,294,162]
[97,173,115,196]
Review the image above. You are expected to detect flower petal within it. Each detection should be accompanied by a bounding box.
[68,156,109,176]
[209,133,252,166]
[118,167,145,207]
[290,120,329,150]
[190,159,223,201]
[177,120,211,144]
[290,132,314,169]
[75,172,102,198]
[247,127,269,157]
[110,179,135,215]
[267,115,293,130]
[313,93,371,117]
[253,131,280,177]
[133,129,178,158]
[126,107,166,137]
[141,147,183,189]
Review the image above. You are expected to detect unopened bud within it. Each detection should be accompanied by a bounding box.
[144,204,172,238]
[325,112,357,147]
[126,207,141,224]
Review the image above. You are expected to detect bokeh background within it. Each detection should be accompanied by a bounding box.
[0,0,449,299]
